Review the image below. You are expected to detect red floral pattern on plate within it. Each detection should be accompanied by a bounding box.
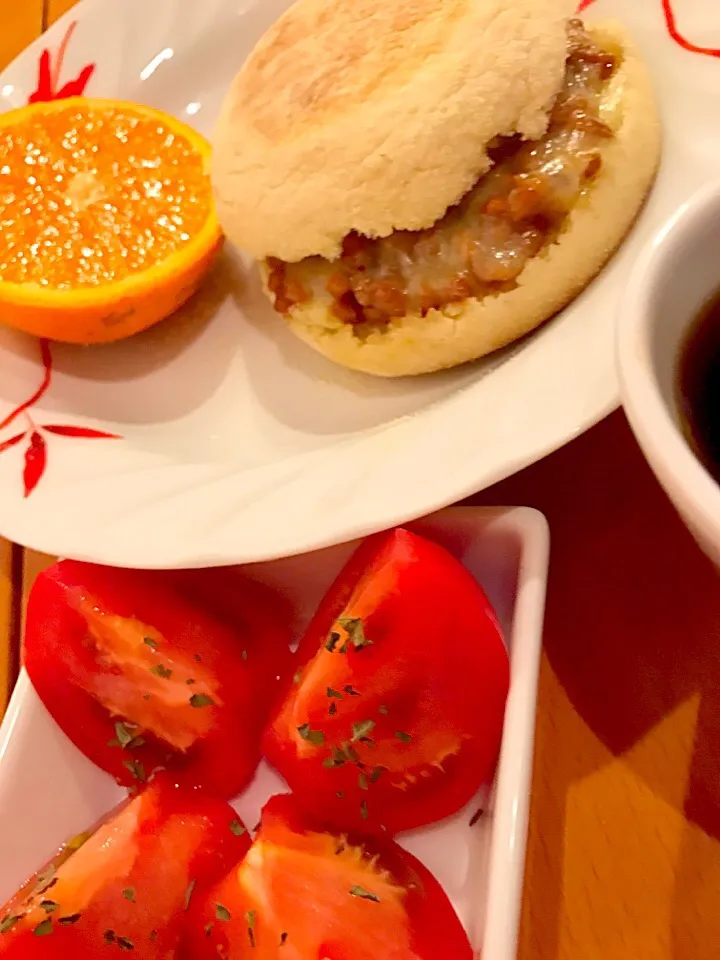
[0,340,120,497]
[28,20,96,103]
[578,0,720,57]
[0,21,118,498]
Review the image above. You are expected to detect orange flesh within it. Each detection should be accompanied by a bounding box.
[79,600,220,751]
[0,104,212,288]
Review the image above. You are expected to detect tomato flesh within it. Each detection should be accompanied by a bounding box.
[24,561,293,798]
[0,778,250,959]
[263,529,510,834]
[183,794,472,960]
[76,600,219,750]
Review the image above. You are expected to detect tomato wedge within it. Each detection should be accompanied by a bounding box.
[164,567,293,683]
[263,529,510,834]
[0,778,250,959]
[24,561,292,798]
[182,793,472,960]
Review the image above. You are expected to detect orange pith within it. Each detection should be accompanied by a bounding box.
[0,97,222,343]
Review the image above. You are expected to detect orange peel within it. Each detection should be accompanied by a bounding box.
[0,97,222,343]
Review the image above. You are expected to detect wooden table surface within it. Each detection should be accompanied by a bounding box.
[2,2,720,958]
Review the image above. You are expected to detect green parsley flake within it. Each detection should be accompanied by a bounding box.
[189,694,215,708]
[123,759,146,782]
[349,885,380,902]
[351,720,375,742]
[58,914,81,926]
[343,743,361,764]
[0,915,21,934]
[33,866,56,894]
[297,724,325,746]
[67,832,90,852]
[33,918,53,937]
[246,910,256,948]
[149,664,172,679]
[469,807,484,827]
[110,722,136,750]
[337,617,372,650]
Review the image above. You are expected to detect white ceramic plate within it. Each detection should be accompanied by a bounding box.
[0,506,549,960]
[0,0,716,567]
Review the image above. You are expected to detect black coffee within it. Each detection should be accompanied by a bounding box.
[678,289,720,483]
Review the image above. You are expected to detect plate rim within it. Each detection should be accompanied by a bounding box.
[2,0,693,566]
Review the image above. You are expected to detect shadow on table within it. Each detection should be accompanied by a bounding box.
[473,410,720,957]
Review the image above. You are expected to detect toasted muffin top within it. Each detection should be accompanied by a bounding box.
[212,0,575,261]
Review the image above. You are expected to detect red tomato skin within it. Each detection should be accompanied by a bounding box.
[0,777,250,959]
[165,568,294,699]
[263,529,510,834]
[24,561,291,799]
[182,794,473,960]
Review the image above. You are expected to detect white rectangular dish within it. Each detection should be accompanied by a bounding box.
[0,506,549,960]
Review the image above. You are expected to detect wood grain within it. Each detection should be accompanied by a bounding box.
[475,411,720,960]
[0,0,43,73]
[21,551,54,635]
[46,0,79,27]
[0,539,17,718]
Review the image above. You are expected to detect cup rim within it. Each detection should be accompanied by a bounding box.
[617,180,720,534]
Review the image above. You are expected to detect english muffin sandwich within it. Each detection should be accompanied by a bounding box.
[213,0,661,377]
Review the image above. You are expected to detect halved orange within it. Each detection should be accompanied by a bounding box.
[0,97,222,343]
